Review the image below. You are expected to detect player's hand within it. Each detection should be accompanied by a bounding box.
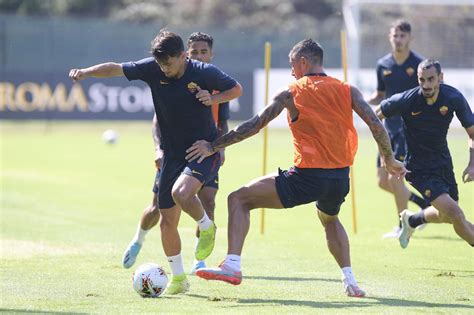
[383,157,407,179]
[186,140,215,163]
[462,165,474,183]
[195,87,213,106]
[69,69,87,82]
[219,149,225,166]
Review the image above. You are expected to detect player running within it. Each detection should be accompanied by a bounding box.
[376,59,474,248]
[69,30,242,295]
[367,20,428,238]
[122,32,231,275]
[186,39,406,297]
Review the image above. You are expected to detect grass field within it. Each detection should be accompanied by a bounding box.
[1,121,473,314]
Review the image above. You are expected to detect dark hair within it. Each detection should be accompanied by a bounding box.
[187,32,213,49]
[289,39,324,66]
[391,19,411,33]
[150,30,184,62]
[418,59,442,75]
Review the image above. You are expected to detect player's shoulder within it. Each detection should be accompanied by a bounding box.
[377,53,393,67]
[441,84,464,100]
[392,86,420,103]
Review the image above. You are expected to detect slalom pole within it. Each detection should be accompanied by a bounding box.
[260,42,271,235]
[341,30,358,234]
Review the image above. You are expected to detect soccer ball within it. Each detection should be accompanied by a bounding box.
[132,263,168,298]
[102,129,118,144]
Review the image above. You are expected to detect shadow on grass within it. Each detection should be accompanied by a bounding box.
[244,275,340,283]
[0,309,87,314]
[418,267,474,274]
[415,235,462,242]
[187,294,474,310]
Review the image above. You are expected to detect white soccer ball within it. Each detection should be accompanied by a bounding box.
[132,263,168,298]
[102,129,118,144]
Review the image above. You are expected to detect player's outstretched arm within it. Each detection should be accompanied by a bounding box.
[69,62,124,82]
[185,89,291,163]
[462,125,474,183]
[350,86,406,178]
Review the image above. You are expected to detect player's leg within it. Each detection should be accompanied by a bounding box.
[122,194,159,268]
[190,184,218,273]
[195,173,283,285]
[316,179,365,298]
[429,195,474,245]
[158,159,190,294]
[160,204,190,294]
[122,171,162,268]
[173,153,221,261]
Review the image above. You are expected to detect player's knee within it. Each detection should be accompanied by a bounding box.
[171,185,192,205]
[228,188,253,210]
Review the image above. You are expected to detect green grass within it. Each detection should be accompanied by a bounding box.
[1,121,473,314]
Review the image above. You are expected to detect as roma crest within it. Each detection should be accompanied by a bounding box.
[439,106,449,116]
[187,82,200,93]
[406,67,415,76]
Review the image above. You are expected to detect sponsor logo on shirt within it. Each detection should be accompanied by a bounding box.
[383,70,392,76]
[187,82,200,93]
[406,67,415,76]
[411,111,422,116]
[439,106,449,116]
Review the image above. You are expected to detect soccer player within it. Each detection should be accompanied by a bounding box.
[185,39,406,297]
[376,59,474,248]
[367,20,428,238]
[69,30,242,294]
[122,32,231,274]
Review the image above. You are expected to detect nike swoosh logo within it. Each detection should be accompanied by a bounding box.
[160,80,169,85]
[411,111,422,116]
[191,170,203,176]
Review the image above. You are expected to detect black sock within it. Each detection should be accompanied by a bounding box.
[408,211,426,228]
[409,193,429,209]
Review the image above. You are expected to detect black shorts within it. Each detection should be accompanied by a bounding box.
[203,174,219,189]
[275,167,350,216]
[152,170,161,194]
[377,131,407,167]
[158,153,221,209]
[152,171,218,194]
[405,165,459,203]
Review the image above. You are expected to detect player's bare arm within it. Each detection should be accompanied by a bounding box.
[462,125,474,183]
[367,90,385,105]
[69,62,124,82]
[186,89,292,163]
[152,114,164,169]
[196,83,243,106]
[351,86,406,177]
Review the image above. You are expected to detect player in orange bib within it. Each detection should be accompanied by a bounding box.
[186,39,406,297]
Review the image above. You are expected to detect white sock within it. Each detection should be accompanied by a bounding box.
[167,254,184,277]
[341,266,357,284]
[224,254,241,271]
[197,212,212,231]
[132,226,149,245]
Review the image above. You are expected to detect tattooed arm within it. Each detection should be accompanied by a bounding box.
[351,86,406,177]
[185,89,292,163]
[152,114,164,170]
